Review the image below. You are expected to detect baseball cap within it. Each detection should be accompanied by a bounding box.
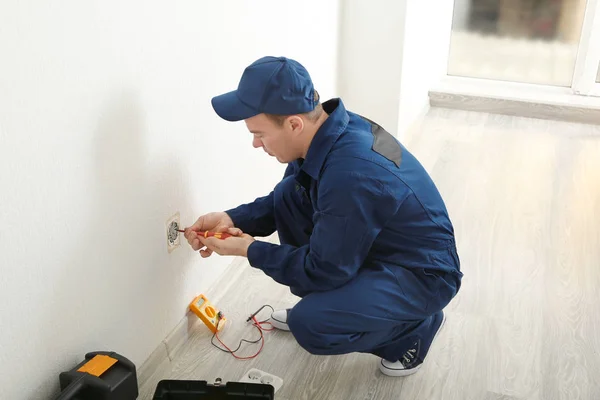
[211,56,318,121]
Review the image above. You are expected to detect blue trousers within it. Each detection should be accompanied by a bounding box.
[272,176,461,362]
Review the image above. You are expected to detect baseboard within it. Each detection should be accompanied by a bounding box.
[136,260,242,387]
[137,341,170,389]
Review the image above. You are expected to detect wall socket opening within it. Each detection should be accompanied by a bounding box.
[166,212,181,253]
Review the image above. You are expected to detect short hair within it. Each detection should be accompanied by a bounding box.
[265,90,323,126]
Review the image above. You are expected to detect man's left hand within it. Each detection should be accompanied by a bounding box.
[197,228,255,257]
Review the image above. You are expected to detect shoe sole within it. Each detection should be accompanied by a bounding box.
[379,312,447,377]
[270,315,290,331]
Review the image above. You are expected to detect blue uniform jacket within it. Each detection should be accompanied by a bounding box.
[226,98,461,294]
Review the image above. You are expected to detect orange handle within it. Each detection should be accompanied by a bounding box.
[202,231,232,239]
[178,229,232,239]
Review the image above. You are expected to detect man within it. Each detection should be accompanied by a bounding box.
[184,56,462,376]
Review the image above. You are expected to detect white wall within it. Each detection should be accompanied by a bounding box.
[0,1,339,399]
[338,0,454,140]
[397,1,455,136]
[338,0,408,136]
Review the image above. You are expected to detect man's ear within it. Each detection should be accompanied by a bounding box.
[287,116,304,134]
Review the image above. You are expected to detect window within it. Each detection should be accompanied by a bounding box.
[447,0,600,97]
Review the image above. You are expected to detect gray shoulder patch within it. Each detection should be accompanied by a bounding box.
[361,116,402,167]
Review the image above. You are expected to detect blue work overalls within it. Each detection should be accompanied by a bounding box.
[226,98,463,362]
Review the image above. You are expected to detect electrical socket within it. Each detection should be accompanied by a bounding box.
[239,368,283,393]
[166,212,181,253]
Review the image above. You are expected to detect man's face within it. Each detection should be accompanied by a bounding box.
[245,114,299,163]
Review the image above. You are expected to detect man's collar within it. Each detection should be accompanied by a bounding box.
[300,98,349,180]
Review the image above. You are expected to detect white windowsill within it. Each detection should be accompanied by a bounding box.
[431,75,600,110]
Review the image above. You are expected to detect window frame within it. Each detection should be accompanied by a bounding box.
[572,0,600,97]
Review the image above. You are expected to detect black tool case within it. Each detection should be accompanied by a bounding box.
[152,379,275,399]
[56,351,138,400]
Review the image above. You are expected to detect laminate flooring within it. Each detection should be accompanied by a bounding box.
[140,108,600,400]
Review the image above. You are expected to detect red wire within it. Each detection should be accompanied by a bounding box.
[255,318,274,331]
[214,316,273,360]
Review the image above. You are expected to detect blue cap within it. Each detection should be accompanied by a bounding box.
[211,56,318,121]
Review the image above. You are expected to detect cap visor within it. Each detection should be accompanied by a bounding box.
[211,90,258,122]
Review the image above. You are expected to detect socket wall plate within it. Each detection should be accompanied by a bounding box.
[239,368,283,393]
[166,212,181,253]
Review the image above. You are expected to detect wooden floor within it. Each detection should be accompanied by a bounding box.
[140,108,600,400]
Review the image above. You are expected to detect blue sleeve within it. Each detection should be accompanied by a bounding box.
[225,164,295,237]
[246,169,399,292]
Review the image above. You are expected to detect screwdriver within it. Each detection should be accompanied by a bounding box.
[177,229,232,239]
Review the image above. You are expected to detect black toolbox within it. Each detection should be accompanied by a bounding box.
[56,351,138,400]
[152,378,275,399]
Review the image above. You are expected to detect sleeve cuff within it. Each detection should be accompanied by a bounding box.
[247,240,277,270]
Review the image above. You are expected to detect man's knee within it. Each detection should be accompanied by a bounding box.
[288,299,333,355]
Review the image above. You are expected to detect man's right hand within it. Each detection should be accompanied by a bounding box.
[184,212,237,258]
